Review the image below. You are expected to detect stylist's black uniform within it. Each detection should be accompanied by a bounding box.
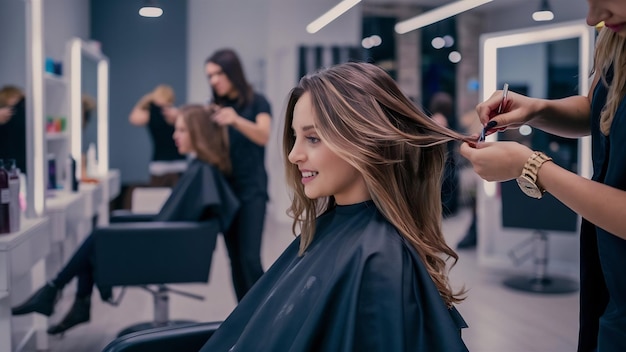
[0,97,27,174]
[221,92,271,301]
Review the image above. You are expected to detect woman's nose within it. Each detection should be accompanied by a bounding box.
[288,142,303,164]
[586,3,608,27]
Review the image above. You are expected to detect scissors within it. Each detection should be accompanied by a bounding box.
[478,83,509,143]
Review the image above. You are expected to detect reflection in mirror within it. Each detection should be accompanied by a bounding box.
[81,55,98,178]
[497,38,580,232]
[69,38,109,181]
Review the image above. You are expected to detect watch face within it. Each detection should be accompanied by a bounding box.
[516,176,542,199]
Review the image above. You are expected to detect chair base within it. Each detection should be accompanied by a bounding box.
[117,320,197,338]
[503,275,578,294]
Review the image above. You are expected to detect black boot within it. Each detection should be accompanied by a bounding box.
[457,215,477,250]
[47,296,91,335]
[12,283,60,317]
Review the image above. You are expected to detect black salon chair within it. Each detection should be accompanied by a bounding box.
[101,321,221,352]
[94,212,221,337]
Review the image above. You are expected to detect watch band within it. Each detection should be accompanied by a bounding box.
[521,151,553,193]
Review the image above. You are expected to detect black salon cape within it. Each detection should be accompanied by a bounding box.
[155,158,239,231]
[199,201,468,352]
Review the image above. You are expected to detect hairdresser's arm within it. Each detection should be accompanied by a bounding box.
[460,141,626,240]
[539,161,626,239]
[162,105,179,125]
[0,107,12,124]
[526,95,591,138]
[129,94,152,126]
[214,107,271,146]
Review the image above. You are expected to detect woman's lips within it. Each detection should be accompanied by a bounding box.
[605,23,625,32]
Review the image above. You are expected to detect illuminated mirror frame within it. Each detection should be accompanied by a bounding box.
[68,38,109,177]
[25,0,45,217]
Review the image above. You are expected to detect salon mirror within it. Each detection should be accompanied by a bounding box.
[478,20,595,275]
[69,38,109,179]
[81,53,98,175]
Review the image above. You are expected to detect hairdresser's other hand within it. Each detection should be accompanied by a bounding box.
[213,106,239,126]
[0,106,13,124]
[459,141,534,182]
[476,90,543,137]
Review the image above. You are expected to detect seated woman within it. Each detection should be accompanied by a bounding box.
[11,104,239,335]
[199,62,470,351]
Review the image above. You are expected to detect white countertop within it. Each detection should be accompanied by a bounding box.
[0,216,49,251]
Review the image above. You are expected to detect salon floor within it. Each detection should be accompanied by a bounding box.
[20,204,579,352]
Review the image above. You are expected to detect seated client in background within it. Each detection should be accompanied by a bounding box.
[12,104,239,335]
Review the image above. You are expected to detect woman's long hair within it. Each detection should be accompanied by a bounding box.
[282,62,470,306]
[180,104,231,175]
[205,48,254,107]
[594,27,626,135]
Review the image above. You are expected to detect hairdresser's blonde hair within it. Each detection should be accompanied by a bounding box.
[152,84,175,106]
[594,27,626,135]
[0,85,24,107]
[282,62,470,307]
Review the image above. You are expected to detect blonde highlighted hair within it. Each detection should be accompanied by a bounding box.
[594,27,626,135]
[282,62,470,306]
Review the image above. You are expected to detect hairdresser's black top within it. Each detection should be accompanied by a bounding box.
[199,200,468,352]
[155,158,238,231]
[147,102,185,162]
[220,93,271,201]
[0,97,26,173]
[579,68,626,352]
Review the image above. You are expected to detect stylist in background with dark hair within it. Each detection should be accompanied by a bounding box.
[205,48,271,301]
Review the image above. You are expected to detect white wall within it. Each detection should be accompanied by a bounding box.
[186,0,270,105]
[43,0,90,60]
[0,0,26,88]
[0,0,88,94]
[187,0,361,222]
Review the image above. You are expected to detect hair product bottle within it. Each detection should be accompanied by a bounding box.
[0,159,11,234]
[7,159,20,232]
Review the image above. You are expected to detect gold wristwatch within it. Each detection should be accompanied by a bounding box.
[516,151,552,199]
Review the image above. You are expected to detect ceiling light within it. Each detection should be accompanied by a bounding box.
[431,37,445,49]
[306,0,362,34]
[448,51,462,63]
[532,0,554,22]
[139,0,163,18]
[395,0,493,34]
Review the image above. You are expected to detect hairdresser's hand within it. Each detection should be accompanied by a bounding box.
[460,141,533,182]
[213,107,240,127]
[162,105,179,125]
[476,89,543,137]
[0,106,13,124]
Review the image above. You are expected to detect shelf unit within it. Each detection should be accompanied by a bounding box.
[44,69,70,192]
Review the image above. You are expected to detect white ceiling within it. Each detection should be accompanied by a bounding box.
[363,0,535,12]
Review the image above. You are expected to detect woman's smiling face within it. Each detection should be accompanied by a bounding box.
[287,92,369,205]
